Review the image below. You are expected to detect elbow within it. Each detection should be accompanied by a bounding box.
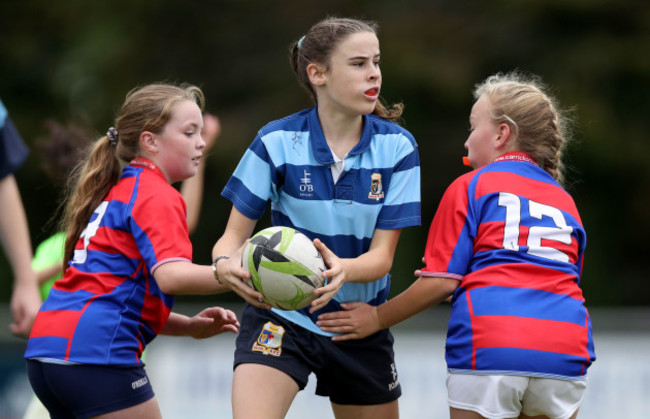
[382,259,394,277]
[156,279,178,295]
[153,264,181,295]
[442,278,460,298]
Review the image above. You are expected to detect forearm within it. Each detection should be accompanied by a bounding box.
[154,261,229,295]
[180,161,207,234]
[339,228,400,283]
[376,276,459,329]
[340,247,394,284]
[211,207,256,260]
[35,262,64,285]
[212,233,245,260]
[0,175,36,285]
[160,312,191,336]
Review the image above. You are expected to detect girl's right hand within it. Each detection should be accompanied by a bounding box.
[218,242,271,310]
[310,238,346,313]
[316,302,380,341]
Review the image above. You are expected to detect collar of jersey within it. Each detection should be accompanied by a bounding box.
[129,157,166,180]
[493,152,538,165]
[308,106,373,165]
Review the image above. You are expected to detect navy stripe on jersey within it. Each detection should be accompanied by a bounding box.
[222,107,421,336]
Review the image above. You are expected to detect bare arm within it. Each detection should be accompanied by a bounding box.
[35,261,64,285]
[153,261,231,295]
[181,113,220,234]
[0,174,41,337]
[161,306,239,338]
[309,228,401,313]
[211,207,270,309]
[317,275,459,341]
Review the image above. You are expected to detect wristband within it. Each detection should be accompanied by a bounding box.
[212,256,230,284]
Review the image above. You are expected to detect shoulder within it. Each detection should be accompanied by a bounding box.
[258,109,312,137]
[142,170,181,199]
[123,167,183,208]
[438,170,481,204]
[477,160,561,191]
[367,114,417,146]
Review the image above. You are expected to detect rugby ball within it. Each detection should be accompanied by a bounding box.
[243,226,326,310]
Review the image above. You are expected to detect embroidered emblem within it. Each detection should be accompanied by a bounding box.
[291,132,302,154]
[252,321,285,356]
[299,169,314,197]
[368,173,385,201]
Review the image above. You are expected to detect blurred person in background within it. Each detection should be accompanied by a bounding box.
[0,98,41,338]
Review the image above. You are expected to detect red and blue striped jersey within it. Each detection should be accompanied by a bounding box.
[421,153,595,380]
[25,159,191,366]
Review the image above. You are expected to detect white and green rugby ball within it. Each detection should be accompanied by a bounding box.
[243,226,326,310]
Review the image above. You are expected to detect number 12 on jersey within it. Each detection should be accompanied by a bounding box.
[498,192,573,263]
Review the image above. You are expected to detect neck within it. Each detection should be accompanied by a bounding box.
[317,107,363,159]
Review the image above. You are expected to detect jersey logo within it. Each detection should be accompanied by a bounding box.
[291,132,303,155]
[299,169,314,197]
[368,173,385,201]
[253,321,285,357]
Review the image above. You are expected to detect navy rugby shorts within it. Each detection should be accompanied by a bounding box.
[234,304,402,405]
[26,359,154,418]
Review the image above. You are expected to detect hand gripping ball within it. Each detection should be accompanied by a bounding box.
[243,226,326,310]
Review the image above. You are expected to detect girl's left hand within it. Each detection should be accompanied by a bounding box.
[309,238,346,313]
[187,306,240,339]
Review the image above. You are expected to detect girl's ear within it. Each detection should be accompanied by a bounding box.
[494,123,512,150]
[140,131,158,154]
[307,62,326,86]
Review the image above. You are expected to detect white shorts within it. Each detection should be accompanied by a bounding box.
[447,373,586,419]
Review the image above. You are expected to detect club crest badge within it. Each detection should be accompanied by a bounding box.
[368,173,385,201]
[253,321,285,356]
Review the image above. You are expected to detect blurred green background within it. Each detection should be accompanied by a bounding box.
[1,0,648,307]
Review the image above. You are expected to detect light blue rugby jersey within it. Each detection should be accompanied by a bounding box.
[222,107,421,336]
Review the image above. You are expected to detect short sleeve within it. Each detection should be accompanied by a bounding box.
[420,173,475,279]
[0,100,29,179]
[221,135,275,219]
[129,179,192,274]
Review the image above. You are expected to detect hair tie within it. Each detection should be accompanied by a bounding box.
[297,35,306,49]
[106,127,119,147]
